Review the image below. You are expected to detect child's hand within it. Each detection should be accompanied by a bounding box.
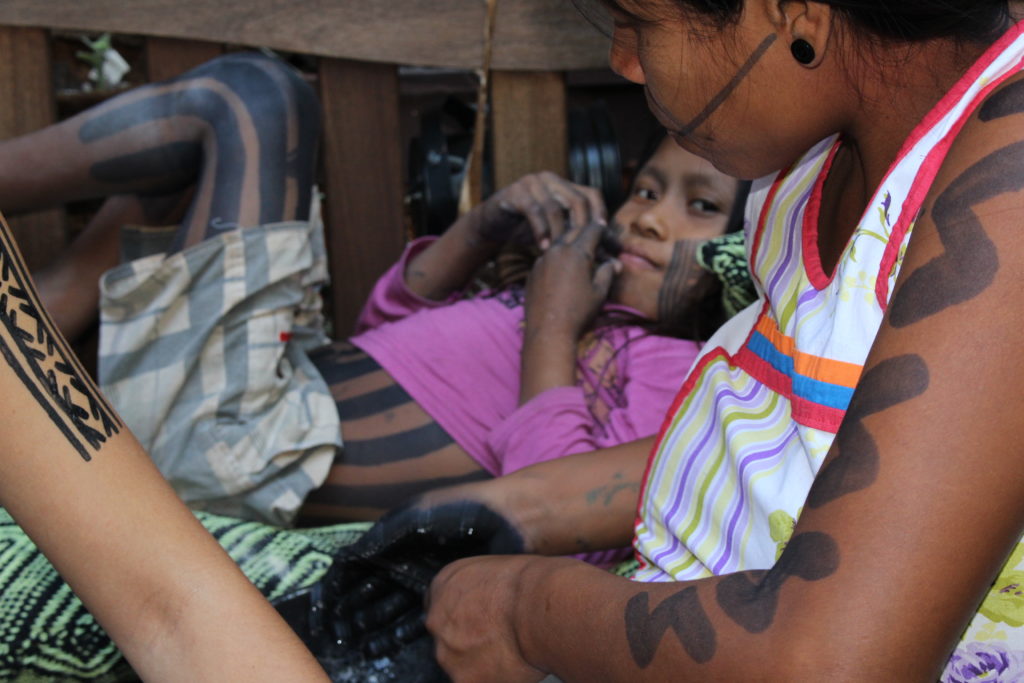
[473,172,607,249]
[524,221,622,342]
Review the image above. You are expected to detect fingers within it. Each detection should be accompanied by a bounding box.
[556,220,612,259]
[523,177,569,250]
[592,258,621,299]
[361,608,428,658]
[512,173,606,250]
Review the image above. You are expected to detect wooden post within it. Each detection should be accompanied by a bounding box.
[317,58,405,337]
[0,26,64,271]
[491,70,567,190]
[144,36,223,82]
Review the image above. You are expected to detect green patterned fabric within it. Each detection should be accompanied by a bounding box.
[698,232,758,318]
[0,509,368,682]
[610,557,641,579]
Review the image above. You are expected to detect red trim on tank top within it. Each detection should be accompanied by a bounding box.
[802,139,844,289]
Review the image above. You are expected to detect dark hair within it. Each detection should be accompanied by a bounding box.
[584,0,1012,44]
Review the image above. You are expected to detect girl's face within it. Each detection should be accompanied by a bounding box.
[608,137,740,320]
[605,0,839,180]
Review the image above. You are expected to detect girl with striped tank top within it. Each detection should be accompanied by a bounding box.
[322,1,1024,680]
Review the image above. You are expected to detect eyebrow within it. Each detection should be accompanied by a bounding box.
[638,166,668,187]
[683,174,726,192]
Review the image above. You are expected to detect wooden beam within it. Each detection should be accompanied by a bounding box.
[144,36,224,82]
[0,26,65,272]
[0,0,610,71]
[318,58,405,337]
[491,70,567,190]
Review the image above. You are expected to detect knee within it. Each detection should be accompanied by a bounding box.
[176,52,320,142]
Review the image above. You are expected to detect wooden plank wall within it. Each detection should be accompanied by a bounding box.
[0,0,609,71]
[492,71,567,189]
[0,27,63,271]
[144,36,223,82]
[318,59,406,337]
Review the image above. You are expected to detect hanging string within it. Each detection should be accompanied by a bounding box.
[458,0,499,215]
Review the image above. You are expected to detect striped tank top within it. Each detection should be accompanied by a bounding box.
[633,22,1024,587]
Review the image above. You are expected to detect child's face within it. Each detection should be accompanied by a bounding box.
[608,137,740,320]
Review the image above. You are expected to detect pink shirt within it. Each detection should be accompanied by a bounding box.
[350,237,701,476]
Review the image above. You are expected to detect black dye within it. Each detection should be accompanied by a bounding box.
[807,355,928,508]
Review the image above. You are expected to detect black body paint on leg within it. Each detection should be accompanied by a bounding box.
[81,88,249,241]
[79,53,319,249]
[89,141,203,190]
[715,531,839,633]
[625,588,716,667]
[807,355,928,508]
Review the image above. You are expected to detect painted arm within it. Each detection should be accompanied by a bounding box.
[519,221,620,402]
[425,84,1024,681]
[403,172,606,301]
[315,437,650,659]
[0,211,327,681]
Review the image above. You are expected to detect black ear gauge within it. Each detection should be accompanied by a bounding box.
[791,38,816,65]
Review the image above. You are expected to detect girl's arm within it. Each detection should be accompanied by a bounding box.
[459,436,652,557]
[425,83,1024,681]
[0,212,327,682]
[489,337,695,475]
[519,221,620,402]
[404,172,606,301]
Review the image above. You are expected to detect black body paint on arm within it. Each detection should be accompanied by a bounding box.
[807,355,928,508]
[0,216,121,461]
[977,78,1024,122]
[890,78,1024,327]
[625,588,716,667]
[715,531,839,632]
[623,356,922,664]
[623,532,838,666]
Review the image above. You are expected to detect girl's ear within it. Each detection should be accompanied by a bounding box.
[761,0,834,68]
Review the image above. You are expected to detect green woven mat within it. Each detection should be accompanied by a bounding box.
[0,509,368,681]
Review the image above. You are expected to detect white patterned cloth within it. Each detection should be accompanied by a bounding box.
[98,209,341,526]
